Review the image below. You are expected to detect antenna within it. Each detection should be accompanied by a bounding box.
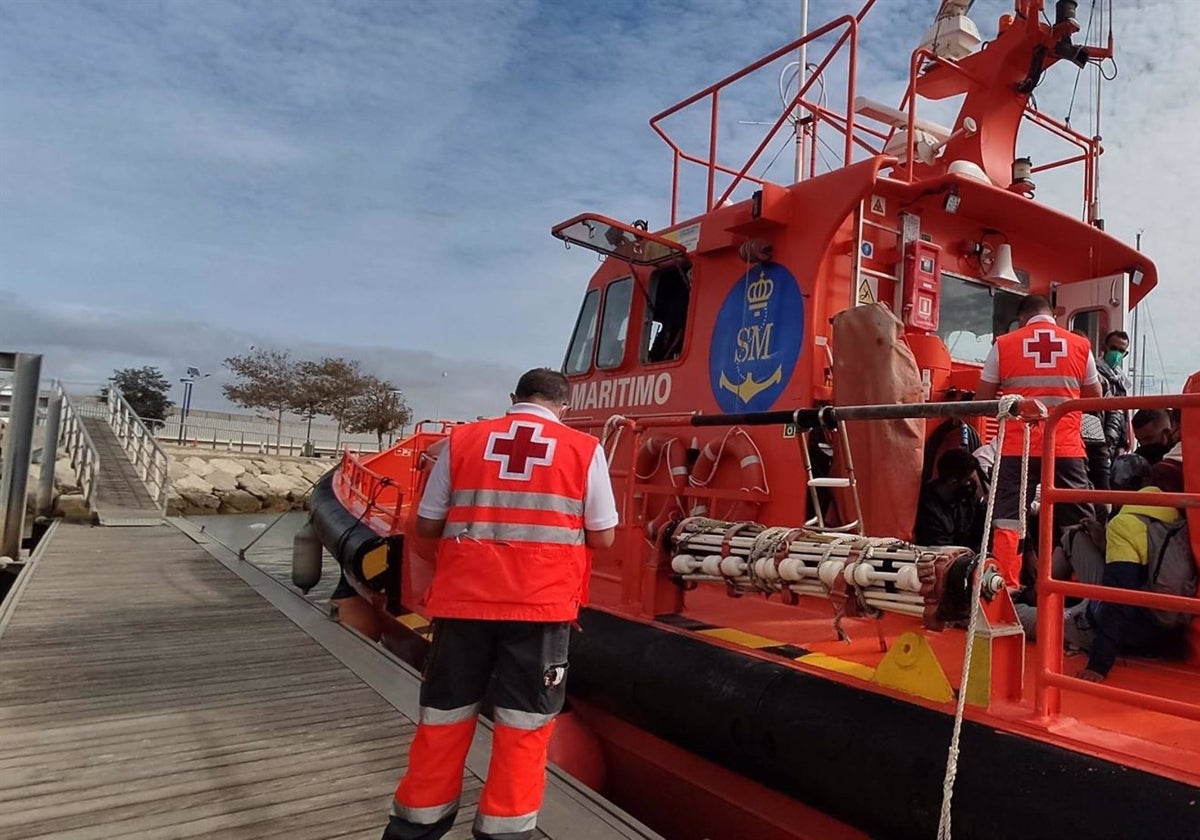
[794,0,809,183]
[1131,228,1143,394]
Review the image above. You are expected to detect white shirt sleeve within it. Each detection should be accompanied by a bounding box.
[1082,352,1099,386]
[416,444,452,520]
[583,444,620,531]
[980,344,1001,384]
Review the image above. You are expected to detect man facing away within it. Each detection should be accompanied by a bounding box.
[976,294,1102,588]
[382,368,618,840]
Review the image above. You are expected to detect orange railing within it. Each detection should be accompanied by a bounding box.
[1036,393,1200,720]
[649,3,871,225]
[335,420,461,536]
[337,449,405,535]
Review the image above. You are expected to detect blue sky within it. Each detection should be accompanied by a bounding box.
[1,0,1196,420]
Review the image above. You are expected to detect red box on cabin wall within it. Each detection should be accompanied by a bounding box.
[902,240,941,332]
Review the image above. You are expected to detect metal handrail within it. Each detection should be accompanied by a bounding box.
[54,382,100,505]
[106,386,170,514]
[1036,392,1200,722]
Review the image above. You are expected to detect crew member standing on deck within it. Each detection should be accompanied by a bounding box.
[975,295,1101,589]
[382,368,618,840]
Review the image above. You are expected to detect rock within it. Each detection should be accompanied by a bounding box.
[54,460,80,494]
[242,461,263,477]
[299,463,329,483]
[238,474,271,498]
[55,493,92,522]
[181,457,214,477]
[174,473,214,495]
[257,457,282,473]
[167,492,186,516]
[259,473,299,494]
[260,492,293,513]
[281,464,303,478]
[180,491,220,514]
[207,458,247,477]
[207,470,240,493]
[218,489,262,514]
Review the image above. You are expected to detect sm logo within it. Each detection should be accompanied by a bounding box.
[709,262,804,413]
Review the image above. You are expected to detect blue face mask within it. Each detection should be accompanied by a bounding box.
[1104,349,1125,369]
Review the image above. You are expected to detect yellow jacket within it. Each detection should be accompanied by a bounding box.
[1105,486,1181,566]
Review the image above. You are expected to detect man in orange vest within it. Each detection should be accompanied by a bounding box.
[382,368,618,840]
[975,294,1101,589]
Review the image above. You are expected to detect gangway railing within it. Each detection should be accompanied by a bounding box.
[107,386,169,514]
[1036,392,1200,721]
[55,382,100,506]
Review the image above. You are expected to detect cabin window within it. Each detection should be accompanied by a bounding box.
[596,277,634,369]
[1068,308,1108,351]
[564,289,600,375]
[936,275,1024,363]
[643,262,691,363]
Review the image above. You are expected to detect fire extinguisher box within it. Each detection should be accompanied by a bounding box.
[902,240,942,332]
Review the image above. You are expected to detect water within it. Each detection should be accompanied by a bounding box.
[189,512,341,607]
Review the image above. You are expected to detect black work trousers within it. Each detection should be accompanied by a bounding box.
[384,618,570,840]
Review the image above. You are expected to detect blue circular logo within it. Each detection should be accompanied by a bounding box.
[708,262,804,413]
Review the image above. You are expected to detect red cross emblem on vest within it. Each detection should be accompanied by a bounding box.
[484,421,556,481]
[1022,328,1068,369]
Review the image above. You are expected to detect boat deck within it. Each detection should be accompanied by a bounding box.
[0,522,657,840]
[662,583,1200,786]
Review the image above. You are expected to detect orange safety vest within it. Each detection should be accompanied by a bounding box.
[425,412,599,622]
[994,320,1092,458]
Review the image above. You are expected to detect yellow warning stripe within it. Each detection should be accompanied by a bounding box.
[798,652,876,681]
[697,627,784,649]
[694,624,876,681]
[397,612,433,638]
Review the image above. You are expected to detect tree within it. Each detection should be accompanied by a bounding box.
[106,367,173,427]
[222,348,296,454]
[312,357,368,450]
[290,357,369,445]
[344,376,412,448]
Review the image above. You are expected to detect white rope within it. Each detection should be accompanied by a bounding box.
[935,395,1031,840]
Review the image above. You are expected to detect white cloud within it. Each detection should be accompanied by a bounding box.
[0,0,1196,402]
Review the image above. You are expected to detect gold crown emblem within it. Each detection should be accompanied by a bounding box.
[746,272,774,312]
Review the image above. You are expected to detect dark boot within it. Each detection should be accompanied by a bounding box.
[381,812,457,840]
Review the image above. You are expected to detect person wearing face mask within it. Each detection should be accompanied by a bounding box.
[1132,408,1180,465]
[914,448,985,548]
[1081,330,1132,507]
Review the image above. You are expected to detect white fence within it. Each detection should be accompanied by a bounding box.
[157,410,395,457]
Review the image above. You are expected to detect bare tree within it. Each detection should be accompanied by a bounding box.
[344,377,413,449]
[312,357,368,450]
[223,348,296,454]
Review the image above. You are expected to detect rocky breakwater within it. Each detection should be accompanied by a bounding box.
[167,452,333,516]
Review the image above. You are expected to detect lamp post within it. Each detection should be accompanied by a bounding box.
[434,371,447,420]
[177,367,210,445]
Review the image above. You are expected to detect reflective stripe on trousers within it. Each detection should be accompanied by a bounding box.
[393,715,478,827]
[474,719,557,840]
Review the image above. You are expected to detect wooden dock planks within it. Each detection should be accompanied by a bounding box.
[0,524,527,840]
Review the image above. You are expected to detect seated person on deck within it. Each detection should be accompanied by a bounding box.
[914,448,984,548]
[1077,456,1195,683]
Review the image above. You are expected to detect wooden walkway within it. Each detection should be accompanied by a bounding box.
[80,413,162,525]
[0,523,655,840]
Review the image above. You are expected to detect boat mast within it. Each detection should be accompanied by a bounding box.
[793,0,809,182]
[1132,228,1142,395]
